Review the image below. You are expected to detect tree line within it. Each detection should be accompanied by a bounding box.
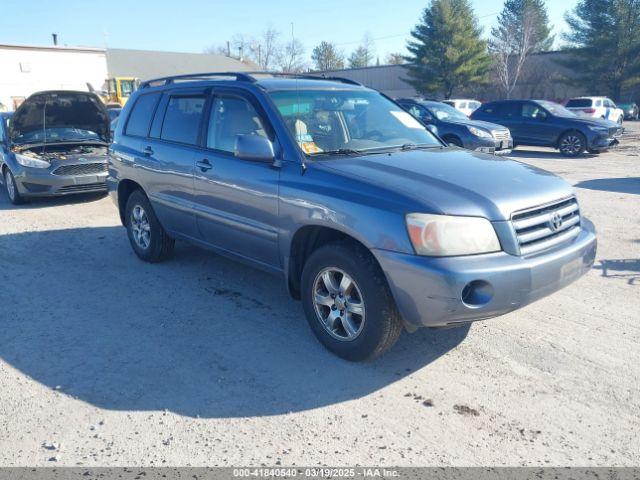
[205,0,640,100]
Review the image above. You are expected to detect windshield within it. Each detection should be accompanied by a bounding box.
[12,127,102,145]
[425,102,468,121]
[268,89,441,155]
[538,101,577,118]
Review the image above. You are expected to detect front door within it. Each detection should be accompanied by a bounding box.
[192,89,280,269]
[519,102,556,145]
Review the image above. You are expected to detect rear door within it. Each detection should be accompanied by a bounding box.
[192,88,281,269]
[136,88,206,239]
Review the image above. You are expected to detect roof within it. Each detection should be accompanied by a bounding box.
[106,48,257,81]
[0,43,105,53]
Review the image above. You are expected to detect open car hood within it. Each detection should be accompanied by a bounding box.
[9,91,110,143]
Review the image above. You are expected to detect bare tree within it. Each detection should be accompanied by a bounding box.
[250,27,281,70]
[278,38,307,73]
[348,33,376,68]
[490,0,553,98]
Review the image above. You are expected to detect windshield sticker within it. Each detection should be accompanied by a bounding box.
[300,141,322,154]
[390,110,424,129]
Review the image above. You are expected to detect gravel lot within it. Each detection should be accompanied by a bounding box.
[0,124,638,467]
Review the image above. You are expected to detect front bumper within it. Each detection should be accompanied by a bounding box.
[12,166,108,197]
[373,222,597,328]
[472,137,513,155]
[588,135,619,151]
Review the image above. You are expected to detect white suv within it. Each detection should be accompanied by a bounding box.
[443,99,481,117]
[565,96,624,124]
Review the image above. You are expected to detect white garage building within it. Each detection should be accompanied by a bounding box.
[0,43,108,111]
[0,43,256,112]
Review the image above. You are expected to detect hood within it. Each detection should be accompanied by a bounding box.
[444,117,507,131]
[316,148,574,221]
[10,91,110,143]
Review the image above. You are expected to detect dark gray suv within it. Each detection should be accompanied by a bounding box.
[108,73,597,361]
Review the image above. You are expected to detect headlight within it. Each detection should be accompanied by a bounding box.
[15,153,50,169]
[406,213,501,256]
[468,126,493,139]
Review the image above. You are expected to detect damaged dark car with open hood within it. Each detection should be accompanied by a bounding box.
[0,90,110,204]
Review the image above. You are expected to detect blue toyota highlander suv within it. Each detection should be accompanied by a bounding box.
[108,73,597,361]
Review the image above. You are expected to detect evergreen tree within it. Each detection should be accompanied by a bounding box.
[563,0,640,99]
[311,41,345,71]
[405,0,490,98]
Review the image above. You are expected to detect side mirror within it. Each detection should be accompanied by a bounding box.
[235,134,275,162]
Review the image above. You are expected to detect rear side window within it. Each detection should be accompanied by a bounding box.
[479,102,518,116]
[125,93,160,137]
[160,95,206,145]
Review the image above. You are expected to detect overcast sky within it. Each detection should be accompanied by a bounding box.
[2,0,579,61]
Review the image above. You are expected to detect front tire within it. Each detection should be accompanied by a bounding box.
[559,131,586,157]
[125,189,174,262]
[3,168,25,205]
[301,241,402,361]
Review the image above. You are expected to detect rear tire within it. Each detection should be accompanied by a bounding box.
[558,131,586,157]
[3,168,25,205]
[125,189,174,263]
[301,241,402,361]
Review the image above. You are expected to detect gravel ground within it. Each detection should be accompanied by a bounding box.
[0,124,638,467]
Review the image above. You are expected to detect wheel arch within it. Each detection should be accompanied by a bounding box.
[286,224,378,300]
[117,179,145,225]
[555,128,587,149]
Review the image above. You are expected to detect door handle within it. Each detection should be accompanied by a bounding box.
[196,158,213,172]
[143,145,154,156]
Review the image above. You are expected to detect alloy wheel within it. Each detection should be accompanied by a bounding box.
[5,171,16,201]
[312,267,365,341]
[130,205,151,250]
[560,135,583,156]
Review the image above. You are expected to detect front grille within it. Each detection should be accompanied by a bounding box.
[511,197,581,256]
[57,182,107,194]
[609,126,623,137]
[492,129,511,141]
[52,163,108,176]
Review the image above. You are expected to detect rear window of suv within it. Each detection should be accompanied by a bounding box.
[125,93,160,137]
[566,99,592,108]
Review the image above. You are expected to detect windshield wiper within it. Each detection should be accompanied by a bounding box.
[310,148,365,157]
[400,143,442,151]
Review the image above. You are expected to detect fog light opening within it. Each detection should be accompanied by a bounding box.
[461,280,494,308]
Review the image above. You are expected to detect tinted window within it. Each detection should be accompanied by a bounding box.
[566,99,592,108]
[0,119,5,142]
[161,95,206,145]
[207,96,268,152]
[125,93,160,137]
[480,102,519,117]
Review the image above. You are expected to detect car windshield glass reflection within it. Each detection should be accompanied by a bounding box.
[428,103,469,121]
[13,127,102,144]
[538,101,577,118]
[269,90,441,156]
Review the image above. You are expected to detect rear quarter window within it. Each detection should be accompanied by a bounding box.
[125,93,160,137]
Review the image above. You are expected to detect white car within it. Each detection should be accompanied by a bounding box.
[565,96,624,124]
[443,99,481,117]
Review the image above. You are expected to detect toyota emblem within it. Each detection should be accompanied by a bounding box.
[549,212,563,231]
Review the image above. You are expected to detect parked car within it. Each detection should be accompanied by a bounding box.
[443,99,482,117]
[617,102,639,121]
[565,96,624,124]
[109,73,597,361]
[471,99,621,157]
[0,90,110,204]
[397,98,513,154]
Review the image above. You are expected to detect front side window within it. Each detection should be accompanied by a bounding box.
[206,96,268,153]
[268,90,440,155]
[160,95,206,145]
[125,93,160,137]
